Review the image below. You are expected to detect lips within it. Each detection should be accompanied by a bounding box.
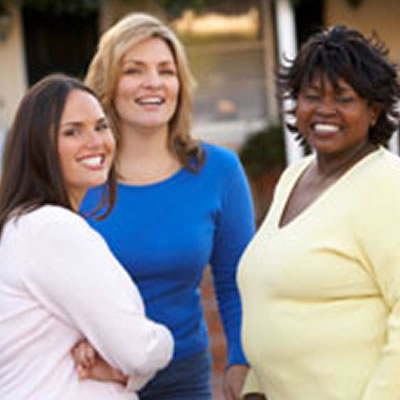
[313,123,340,134]
[135,96,165,105]
[78,155,105,168]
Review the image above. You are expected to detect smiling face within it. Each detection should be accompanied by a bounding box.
[114,37,180,135]
[58,89,115,209]
[296,73,380,157]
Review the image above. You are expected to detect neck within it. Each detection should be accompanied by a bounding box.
[117,124,180,184]
[118,124,169,161]
[69,192,84,212]
[315,142,377,178]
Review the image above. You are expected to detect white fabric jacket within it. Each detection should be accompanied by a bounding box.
[0,205,173,400]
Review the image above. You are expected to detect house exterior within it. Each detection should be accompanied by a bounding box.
[326,0,400,62]
[0,4,26,138]
[0,0,399,152]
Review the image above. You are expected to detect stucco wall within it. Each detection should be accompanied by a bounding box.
[325,0,400,64]
[0,5,27,135]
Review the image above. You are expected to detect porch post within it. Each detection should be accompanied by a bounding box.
[275,0,304,164]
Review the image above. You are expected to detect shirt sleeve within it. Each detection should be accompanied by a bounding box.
[22,212,173,380]
[354,169,400,399]
[210,154,255,366]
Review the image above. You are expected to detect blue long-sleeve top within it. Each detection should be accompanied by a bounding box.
[81,143,255,366]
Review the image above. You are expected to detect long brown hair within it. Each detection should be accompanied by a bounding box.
[0,73,117,238]
[86,12,204,171]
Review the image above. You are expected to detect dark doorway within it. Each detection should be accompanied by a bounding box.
[22,6,98,86]
[294,0,324,47]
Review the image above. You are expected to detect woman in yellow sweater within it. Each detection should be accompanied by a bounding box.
[238,25,400,400]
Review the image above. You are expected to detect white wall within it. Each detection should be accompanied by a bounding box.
[0,4,27,136]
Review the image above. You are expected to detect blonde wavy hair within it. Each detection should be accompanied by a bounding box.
[86,12,204,170]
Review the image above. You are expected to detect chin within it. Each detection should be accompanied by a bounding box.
[313,142,341,153]
[87,177,109,189]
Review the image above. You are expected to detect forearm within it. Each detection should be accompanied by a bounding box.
[76,355,127,384]
[30,217,174,378]
[211,158,254,365]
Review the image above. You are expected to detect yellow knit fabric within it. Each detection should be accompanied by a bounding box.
[238,147,400,400]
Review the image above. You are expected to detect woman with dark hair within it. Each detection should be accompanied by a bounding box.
[238,25,400,400]
[0,73,173,400]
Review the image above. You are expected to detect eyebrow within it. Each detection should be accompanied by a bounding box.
[335,86,353,92]
[305,81,353,92]
[121,59,175,67]
[60,117,107,127]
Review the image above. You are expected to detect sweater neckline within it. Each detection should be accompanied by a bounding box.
[275,146,383,231]
[118,166,186,190]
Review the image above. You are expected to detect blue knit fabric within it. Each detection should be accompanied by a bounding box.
[81,143,255,366]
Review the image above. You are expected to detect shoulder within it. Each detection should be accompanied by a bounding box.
[370,149,400,200]
[356,147,400,188]
[376,147,400,174]
[24,205,84,227]
[201,142,242,174]
[350,150,400,255]
[349,148,400,222]
[2,206,95,264]
[9,205,90,240]
[202,142,239,163]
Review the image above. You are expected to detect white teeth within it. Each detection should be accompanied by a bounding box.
[137,97,163,105]
[80,156,103,167]
[314,124,339,133]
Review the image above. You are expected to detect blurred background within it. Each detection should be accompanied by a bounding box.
[1,0,399,398]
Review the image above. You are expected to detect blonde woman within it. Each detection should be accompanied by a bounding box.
[78,12,255,400]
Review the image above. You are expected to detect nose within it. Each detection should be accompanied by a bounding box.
[315,97,337,116]
[85,129,104,148]
[143,70,162,88]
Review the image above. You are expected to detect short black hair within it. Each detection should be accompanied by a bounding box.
[279,25,400,145]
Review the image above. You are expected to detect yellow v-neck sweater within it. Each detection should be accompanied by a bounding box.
[238,147,400,400]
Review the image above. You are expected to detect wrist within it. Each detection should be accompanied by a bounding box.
[111,368,128,385]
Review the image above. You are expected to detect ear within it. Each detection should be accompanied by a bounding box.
[369,103,382,127]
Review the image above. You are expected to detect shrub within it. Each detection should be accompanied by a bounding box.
[239,124,286,176]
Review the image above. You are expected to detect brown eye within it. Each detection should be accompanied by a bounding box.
[336,96,353,104]
[96,121,110,132]
[62,128,79,137]
[124,68,141,75]
[302,92,320,102]
[160,69,176,76]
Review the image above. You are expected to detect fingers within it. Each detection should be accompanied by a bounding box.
[80,342,96,369]
[71,339,98,380]
[223,384,235,400]
[223,365,249,400]
[76,364,89,380]
[71,340,127,384]
[72,340,96,369]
